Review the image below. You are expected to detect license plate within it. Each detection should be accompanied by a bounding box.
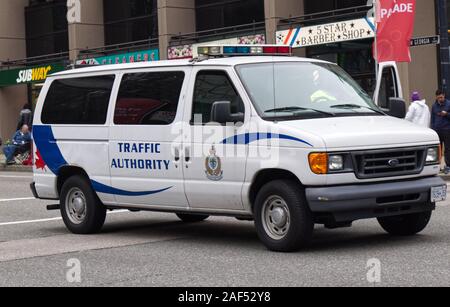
[431,185,447,203]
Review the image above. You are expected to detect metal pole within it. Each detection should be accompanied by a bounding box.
[437,0,450,96]
[368,0,379,82]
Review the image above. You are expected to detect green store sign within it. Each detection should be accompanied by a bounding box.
[0,63,66,88]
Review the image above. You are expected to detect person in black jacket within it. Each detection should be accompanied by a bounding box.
[431,90,450,173]
[17,103,33,131]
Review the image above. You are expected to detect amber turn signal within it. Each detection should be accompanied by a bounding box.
[309,153,328,175]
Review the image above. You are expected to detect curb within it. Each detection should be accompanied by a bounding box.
[439,174,450,182]
[0,165,33,173]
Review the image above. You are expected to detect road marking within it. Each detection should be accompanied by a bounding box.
[0,210,129,227]
[0,197,35,203]
[0,231,184,263]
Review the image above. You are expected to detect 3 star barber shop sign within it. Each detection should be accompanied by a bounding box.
[276,18,376,48]
[0,63,66,87]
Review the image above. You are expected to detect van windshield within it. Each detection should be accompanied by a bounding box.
[235,62,383,121]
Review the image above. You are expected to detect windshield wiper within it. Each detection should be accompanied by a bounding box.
[264,106,335,117]
[330,104,385,115]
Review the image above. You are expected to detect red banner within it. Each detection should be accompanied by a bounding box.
[375,0,416,63]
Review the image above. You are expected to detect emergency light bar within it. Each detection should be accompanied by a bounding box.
[197,45,292,57]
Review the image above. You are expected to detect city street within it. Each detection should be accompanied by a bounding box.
[0,171,449,287]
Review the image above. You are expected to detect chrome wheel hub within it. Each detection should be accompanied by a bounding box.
[262,196,291,240]
[66,188,87,225]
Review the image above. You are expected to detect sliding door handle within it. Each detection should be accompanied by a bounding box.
[174,148,181,162]
[185,147,191,163]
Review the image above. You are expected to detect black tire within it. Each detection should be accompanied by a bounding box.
[60,175,106,234]
[254,180,314,252]
[176,213,209,223]
[377,211,432,236]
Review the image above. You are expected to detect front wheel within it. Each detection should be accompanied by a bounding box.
[254,180,314,252]
[60,175,106,234]
[377,211,432,236]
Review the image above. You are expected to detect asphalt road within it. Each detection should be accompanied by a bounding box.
[0,171,449,287]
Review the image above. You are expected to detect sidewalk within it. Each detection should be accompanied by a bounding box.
[0,153,33,173]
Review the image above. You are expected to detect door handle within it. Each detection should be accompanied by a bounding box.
[185,147,191,163]
[174,148,180,162]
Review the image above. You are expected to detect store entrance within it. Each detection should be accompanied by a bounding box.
[28,83,43,112]
[305,39,377,97]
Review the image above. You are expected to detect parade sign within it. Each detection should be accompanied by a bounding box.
[76,49,159,65]
[276,18,375,48]
[0,63,66,87]
[375,0,416,62]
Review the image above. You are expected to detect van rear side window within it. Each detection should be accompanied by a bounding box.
[41,75,115,125]
[114,71,185,125]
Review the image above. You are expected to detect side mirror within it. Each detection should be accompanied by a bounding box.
[387,98,406,119]
[210,101,244,124]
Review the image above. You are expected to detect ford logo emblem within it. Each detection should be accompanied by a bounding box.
[388,159,400,167]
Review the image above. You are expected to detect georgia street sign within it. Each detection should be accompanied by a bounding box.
[410,35,440,47]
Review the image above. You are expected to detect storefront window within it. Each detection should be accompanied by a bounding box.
[103,0,158,46]
[447,0,450,40]
[25,0,68,58]
[302,0,376,96]
[196,0,264,31]
[305,0,368,14]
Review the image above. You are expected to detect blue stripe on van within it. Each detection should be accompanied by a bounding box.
[33,125,172,197]
[91,180,173,197]
[221,133,313,147]
[33,125,68,175]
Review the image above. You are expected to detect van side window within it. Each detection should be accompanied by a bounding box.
[41,75,115,125]
[114,71,185,125]
[191,70,244,125]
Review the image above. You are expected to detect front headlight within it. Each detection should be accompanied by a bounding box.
[426,147,440,164]
[309,153,346,174]
[328,155,344,171]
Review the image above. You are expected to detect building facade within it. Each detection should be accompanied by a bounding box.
[0,0,446,142]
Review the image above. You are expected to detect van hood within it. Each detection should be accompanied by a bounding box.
[279,116,439,149]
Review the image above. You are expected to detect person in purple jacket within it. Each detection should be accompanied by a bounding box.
[431,89,450,173]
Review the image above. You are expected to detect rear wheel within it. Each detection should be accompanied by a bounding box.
[176,213,209,223]
[60,175,106,234]
[254,180,314,252]
[377,211,432,236]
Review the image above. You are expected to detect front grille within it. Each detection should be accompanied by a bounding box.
[353,147,426,179]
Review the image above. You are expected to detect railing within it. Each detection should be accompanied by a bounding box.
[169,21,266,46]
[0,51,69,70]
[78,37,160,59]
[279,5,370,28]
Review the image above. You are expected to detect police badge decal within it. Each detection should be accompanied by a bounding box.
[205,145,223,181]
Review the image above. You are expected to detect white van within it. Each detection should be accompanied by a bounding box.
[31,45,446,252]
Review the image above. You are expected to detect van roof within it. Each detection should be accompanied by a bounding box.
[51,56,331,77]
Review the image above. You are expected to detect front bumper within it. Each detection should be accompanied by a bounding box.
[305,176,445,222]
[30,182,39,199]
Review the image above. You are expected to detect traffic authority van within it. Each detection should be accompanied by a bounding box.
[31,45,447,252]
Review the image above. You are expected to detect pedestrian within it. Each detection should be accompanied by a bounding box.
[17,103,33,131]
[431,89,450,173]
[405,91,431,127]
[2,125,31,165]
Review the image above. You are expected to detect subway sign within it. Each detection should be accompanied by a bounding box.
[0,63,66,87]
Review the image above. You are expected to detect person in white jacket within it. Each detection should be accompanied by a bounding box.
[405,91,431,128]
